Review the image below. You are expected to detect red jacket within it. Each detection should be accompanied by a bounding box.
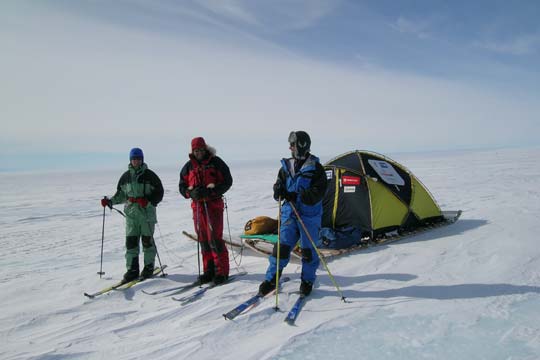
[179,149,232,201]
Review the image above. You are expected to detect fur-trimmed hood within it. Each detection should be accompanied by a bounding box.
[189,144,216,156]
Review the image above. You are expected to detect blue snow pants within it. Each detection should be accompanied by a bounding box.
[264,207,321,283]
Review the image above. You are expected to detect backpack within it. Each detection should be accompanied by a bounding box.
[244,216,278,235]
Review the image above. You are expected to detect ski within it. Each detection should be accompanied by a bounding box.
[84,280,126,299]
[172,284,213,304]
[142,280,200,296]
[171,272,247,305]
[223,277,291,320]
[284,294,306,325]
[84,265,167,299]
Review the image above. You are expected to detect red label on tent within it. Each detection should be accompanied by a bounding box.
[342,175,361,186]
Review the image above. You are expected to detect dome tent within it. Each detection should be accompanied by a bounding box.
[322,150,444,239]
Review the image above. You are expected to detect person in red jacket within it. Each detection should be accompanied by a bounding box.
[179,137,233,284]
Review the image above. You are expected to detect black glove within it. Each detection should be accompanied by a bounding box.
[273,181,296,202]
[189,187,200,200]
[283,190,297,202]
[100,196,112,209]
[190,186,209,200]
[273,181,284,201]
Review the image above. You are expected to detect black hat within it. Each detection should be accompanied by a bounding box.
[288,131,311,159]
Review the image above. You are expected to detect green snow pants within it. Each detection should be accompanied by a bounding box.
[124,211,156,271]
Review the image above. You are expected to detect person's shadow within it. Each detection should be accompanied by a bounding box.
[305,272,540,315]
[314,279,540,304]
[311,217,540,305]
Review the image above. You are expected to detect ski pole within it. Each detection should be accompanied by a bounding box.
[274,197,282,311]
[150,233,166,277]
[113,200,166,277]
[289,201,347,302]
[110,206,126,218]
[141,205,166,277]
[98,200,106,278]
[203,200,224,276]
[203,199,227,280]
[202,200,219,252]
[223,196,244,268]
[195,201,202,286]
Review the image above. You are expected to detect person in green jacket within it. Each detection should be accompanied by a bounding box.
[101,148,164,282]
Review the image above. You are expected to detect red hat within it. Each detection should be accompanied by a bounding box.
[191,137,206,151]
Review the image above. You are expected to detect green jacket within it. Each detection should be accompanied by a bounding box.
[111,163,164,225]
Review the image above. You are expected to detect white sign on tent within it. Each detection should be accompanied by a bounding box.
[367,159,405,186]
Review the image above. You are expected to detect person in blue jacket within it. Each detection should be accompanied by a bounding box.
[258,131,328,296]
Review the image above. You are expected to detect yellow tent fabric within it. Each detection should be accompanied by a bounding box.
[410,176,442,220]
[367,177,408,230]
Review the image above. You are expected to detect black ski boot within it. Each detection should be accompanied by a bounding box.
[140,264,155,280]
[213,274,229,285]
[258,280,276,296]
[299,279,313,296]
[123,269,139,283]
[123,258,139,283]
[198,261,215,284]
[197,272,213,284]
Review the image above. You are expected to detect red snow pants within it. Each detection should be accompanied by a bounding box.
[192,199,229,276]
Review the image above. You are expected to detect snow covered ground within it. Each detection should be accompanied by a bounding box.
[1,147,540,360]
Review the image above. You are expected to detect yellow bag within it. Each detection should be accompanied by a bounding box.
[244,216,278,235]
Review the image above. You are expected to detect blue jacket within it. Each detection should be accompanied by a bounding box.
[279,154,326,219]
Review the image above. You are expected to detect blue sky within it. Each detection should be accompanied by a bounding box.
[1,1,539,171]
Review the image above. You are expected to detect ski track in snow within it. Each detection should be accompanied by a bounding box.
[1,148,540,359]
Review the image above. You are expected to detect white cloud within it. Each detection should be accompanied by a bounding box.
[127,0,237,29]
[475,33,540,55]
[0,2,538,168]
[390,16,432,39]
[196,0,260,26]
[195,0,339,32]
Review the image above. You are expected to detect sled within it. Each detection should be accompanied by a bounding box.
[240,210,461,259]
